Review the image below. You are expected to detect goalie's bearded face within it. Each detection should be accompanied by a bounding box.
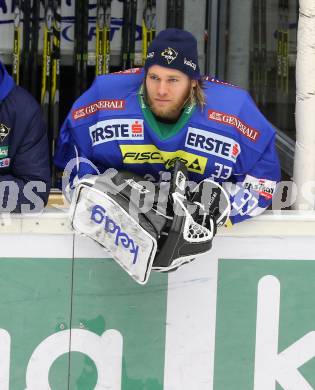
[145,65,197,121]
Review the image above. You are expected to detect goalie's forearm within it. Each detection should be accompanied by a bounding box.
[227,184,273,224]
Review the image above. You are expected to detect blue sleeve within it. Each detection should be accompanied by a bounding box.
[54,116,101,189]
[0,101,51,212]
[227,133,280,224]
[223,90,281,224]
[202,84,281,225]
[208,89,282,224]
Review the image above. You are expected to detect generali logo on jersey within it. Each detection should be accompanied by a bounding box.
[208,109,260,142]
[72,100,126,120]
[90,119,144,145]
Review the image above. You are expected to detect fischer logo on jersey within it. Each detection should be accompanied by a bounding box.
[185,127,240,162]
[243,175,276,200]
[72,100,125,120]
[208,110,260,142]
[120,144,207,174]
[90,119,144,145]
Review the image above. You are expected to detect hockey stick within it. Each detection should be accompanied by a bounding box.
[30,0,40,98]
[74,0,83,98]
[41,0,53,123]
[142,0,150,64]
[21,0,31,90]
[104,0,111,73]
[95,0,106,75]
[12,0,22,84]
[128,0,137,68]
[81,0,89,92]
[121,0,131,70]
[50,0,61,187]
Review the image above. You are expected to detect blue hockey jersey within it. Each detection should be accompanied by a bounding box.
[0,61,50,212]
[54,68,280,224]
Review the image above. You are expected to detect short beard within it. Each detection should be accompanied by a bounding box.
[149,103,183,121]
[143,83,191,121]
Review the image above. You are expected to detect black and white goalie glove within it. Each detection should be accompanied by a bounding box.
[152,162,230,272]
[70,162,230,284]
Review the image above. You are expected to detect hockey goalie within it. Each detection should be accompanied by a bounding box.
[70,161,230,284]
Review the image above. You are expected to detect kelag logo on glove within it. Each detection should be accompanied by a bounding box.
[70,162,230,284]
[90,204,139,264]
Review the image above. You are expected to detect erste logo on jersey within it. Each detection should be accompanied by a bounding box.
[90,119,144,145]
[72,100,125,120]
[120,144,207,174]
[243,175,276,200]
[185,127,240,162]
[208,110,260,142]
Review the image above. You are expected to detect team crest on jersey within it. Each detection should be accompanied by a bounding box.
[161,47,178,64]
[0,158,10,168]
[0,123,10,142]
[0,146,8,158]
[89,119,144,145]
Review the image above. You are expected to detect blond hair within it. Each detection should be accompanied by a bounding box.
[188,79,206,110]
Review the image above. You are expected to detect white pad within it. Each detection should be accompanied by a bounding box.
[70,183,158,284]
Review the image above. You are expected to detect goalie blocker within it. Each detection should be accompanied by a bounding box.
[70,161,230,284]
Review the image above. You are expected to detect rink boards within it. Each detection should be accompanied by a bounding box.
[0,211,315,390]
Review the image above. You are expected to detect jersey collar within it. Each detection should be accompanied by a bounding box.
[138,85,196,140]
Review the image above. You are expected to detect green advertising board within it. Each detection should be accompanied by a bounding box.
[1,230,315,390]
[214,259,315,390]
[0,257,167,390]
